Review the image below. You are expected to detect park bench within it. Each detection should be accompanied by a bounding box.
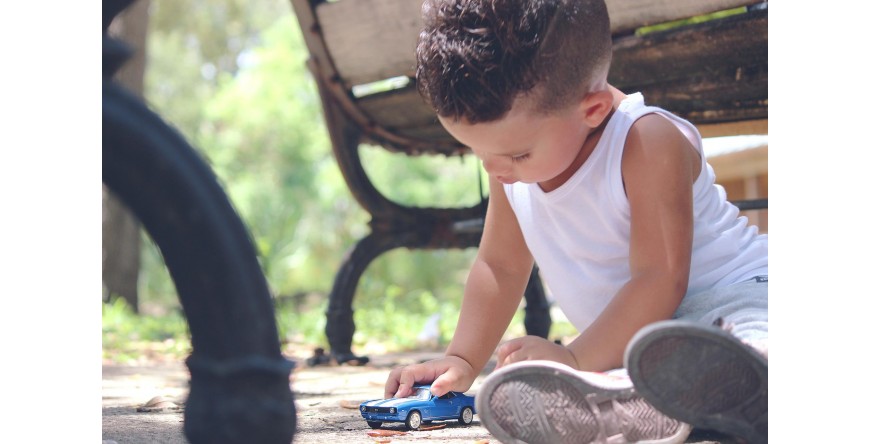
[289,0,768,364]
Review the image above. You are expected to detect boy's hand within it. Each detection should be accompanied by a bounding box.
[384,355,476,398]
[496,335,579,369]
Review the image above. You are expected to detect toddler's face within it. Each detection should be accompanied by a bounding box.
[438,100,591,191]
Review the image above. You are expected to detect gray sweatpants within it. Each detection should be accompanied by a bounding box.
[673,275,768,356]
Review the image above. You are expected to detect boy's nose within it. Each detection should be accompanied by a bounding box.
[481,154,510,175]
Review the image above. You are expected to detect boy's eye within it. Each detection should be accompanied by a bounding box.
[511,153,531,163]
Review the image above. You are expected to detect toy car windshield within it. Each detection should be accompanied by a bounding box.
[406,387,431,400]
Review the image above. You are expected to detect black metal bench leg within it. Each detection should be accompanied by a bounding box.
[523,265,552,339]
[326,232,400,365]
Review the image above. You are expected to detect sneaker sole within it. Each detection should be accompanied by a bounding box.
[625,321,768,444]
[476,360,691,444]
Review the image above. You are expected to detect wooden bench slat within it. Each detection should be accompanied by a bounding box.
[610,8,767,124]
[344,7,766,148]
[607,0,759,34]
[317,0,763,87]
[317,0,421,87]
[296,0,768,158]
[356,87,438,130]
[393,125,457,144]
[359,126,464,156]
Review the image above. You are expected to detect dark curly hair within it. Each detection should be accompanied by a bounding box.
[416,0,611,123]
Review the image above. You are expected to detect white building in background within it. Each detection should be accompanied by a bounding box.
[705,135,768,233]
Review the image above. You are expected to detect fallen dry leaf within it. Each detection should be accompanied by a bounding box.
[372,440,390,443]
[136,396,180,413]
[367,430,408,437]
[473,440,489,444]
[418,423,447,431]
[339,399,363,409]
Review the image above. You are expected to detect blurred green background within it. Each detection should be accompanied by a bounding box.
[103,0,576,364]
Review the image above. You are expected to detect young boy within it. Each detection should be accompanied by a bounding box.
[385,0,768,443]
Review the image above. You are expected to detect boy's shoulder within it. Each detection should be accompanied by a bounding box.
[621,108,700,191]
[611,93,695,155]
[624,112,693,154]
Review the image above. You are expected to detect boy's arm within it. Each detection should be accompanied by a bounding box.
[385,175,534,397]
[565,113,699,371]
[447,175,536,370]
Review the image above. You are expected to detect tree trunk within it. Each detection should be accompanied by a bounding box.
[103,0,151,311]
[102,188,142,309]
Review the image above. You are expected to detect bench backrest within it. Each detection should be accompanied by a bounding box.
[292,0,767,157]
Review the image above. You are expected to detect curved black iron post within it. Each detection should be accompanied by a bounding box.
[103,2,296,440]
[327,233,552,361]
[103,77,297,444]
[325,232,402,360]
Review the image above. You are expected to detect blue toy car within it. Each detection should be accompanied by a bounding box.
[359,385,476,430]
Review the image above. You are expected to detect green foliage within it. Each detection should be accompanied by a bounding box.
[133,2,491,352]
[144,0,289,137]
[275,297,328,346]
[138,234,176,312]
[102,297,191,363]
[361,146,488,208]
[200,15,363,296]
[352,250,472,349]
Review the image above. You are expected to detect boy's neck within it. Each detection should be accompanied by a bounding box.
[538,86,624,193]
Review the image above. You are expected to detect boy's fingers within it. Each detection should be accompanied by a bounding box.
[496,339,524,367]
[390,364,438,398]
[430,368,460,397]
[384,366,405,398]
[385,356,473,399]
[498,349,524,369]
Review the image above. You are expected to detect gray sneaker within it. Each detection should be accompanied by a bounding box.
[625,320,768,444]
[476,360,691,444]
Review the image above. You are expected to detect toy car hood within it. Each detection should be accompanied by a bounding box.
[362,397,424,408]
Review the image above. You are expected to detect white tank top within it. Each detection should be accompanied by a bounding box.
[504,93,768,331]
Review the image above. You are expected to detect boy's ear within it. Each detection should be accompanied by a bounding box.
[580,89,614,127]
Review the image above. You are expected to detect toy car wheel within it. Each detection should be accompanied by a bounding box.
[459,406,474,425]
[366,421,382,429]
[405,411,422,430]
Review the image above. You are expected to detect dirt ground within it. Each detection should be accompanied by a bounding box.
[102,350,739,444]
[102,351,494,444]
